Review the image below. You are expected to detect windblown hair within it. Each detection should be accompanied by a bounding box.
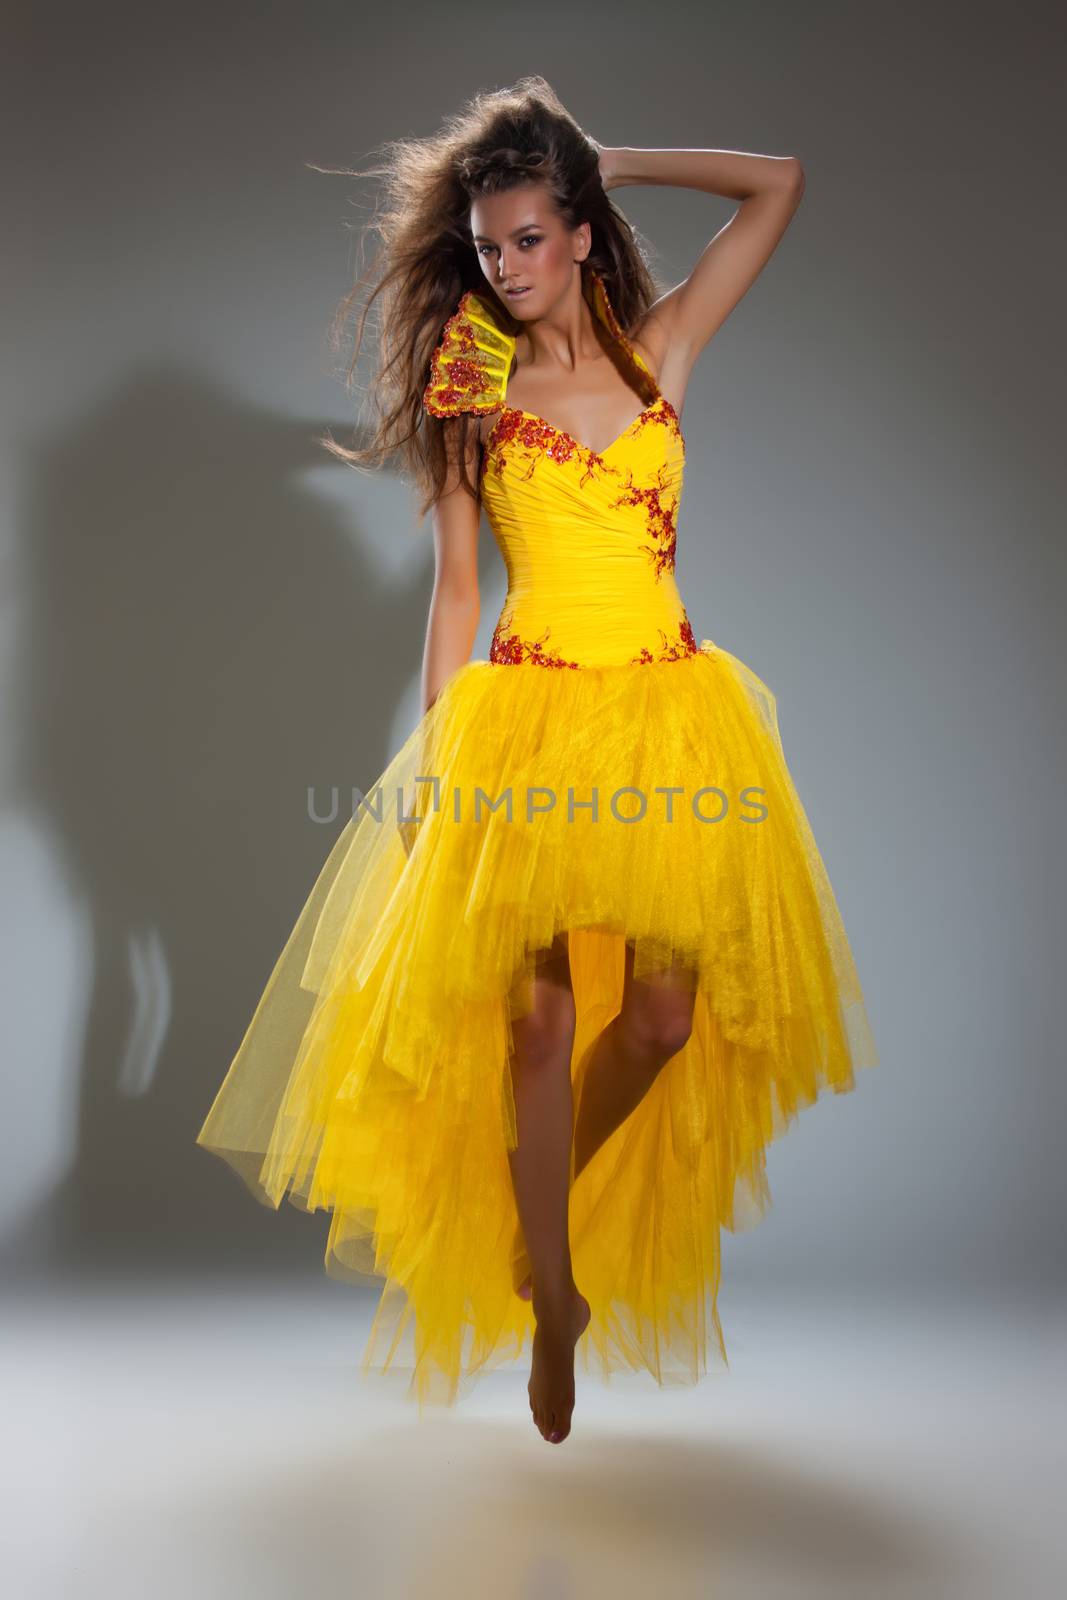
[317,75,659,516]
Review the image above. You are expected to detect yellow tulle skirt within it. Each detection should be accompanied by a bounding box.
[196,638,877,1406]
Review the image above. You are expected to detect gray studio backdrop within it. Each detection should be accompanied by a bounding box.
[3,0,1063,1300]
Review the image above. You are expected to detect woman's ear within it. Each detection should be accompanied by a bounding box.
[573,219,592,263]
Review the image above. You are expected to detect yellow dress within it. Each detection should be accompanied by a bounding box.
[196,271,878,1407]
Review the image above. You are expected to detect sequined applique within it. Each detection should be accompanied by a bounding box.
[610,465,680,578]
[630,617,699,664]
[481,394,685,486]
[482,409,611,487]
[490,612,581,669]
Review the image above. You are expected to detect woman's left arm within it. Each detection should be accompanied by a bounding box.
[598,146,804,397]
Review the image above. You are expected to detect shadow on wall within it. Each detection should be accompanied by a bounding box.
[1,363,501,1282]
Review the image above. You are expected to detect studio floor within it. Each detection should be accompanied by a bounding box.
[6,1276,1064,1598]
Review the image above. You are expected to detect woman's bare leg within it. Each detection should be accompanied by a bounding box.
[573,944,697,1179]
[506,932,590,1444]
[514,939,697,1300]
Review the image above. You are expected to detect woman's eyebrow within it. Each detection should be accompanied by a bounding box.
[471,222,542,242]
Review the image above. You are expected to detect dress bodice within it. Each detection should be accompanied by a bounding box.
[424,272,698,669]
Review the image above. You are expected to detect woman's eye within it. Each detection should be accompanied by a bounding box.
[476,237,539,256]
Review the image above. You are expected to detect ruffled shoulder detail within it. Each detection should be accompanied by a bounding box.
[422,290,516,418]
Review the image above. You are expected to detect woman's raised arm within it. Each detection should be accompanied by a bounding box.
[598,145,805,404]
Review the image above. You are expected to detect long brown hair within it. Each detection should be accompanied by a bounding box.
[317,75,659,516]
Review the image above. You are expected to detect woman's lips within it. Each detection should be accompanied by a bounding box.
[504,286,530,298]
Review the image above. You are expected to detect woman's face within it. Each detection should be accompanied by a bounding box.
[469,181,590,320]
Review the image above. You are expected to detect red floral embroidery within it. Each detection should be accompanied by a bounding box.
[638,398,684,447]
[489,610,698,669]
[482,395,683,485]
[482,408,611,486]
[630,617,699,664]
[490,612,581,668]
[611,465,680,577]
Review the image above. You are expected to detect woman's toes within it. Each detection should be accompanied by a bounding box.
[548,1409,570,1443]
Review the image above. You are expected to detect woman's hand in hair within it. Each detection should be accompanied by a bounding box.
[595,144,622,192]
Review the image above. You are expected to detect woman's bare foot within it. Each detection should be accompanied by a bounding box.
[528,1286,591,1444]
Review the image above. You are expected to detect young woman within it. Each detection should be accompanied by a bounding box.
[197,76,877,1447]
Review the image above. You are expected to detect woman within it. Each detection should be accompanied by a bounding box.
[196,77,877,1446]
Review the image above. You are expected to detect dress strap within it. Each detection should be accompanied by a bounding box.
[588,272,660,405]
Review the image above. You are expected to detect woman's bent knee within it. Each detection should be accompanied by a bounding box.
[619,995,694,1062]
